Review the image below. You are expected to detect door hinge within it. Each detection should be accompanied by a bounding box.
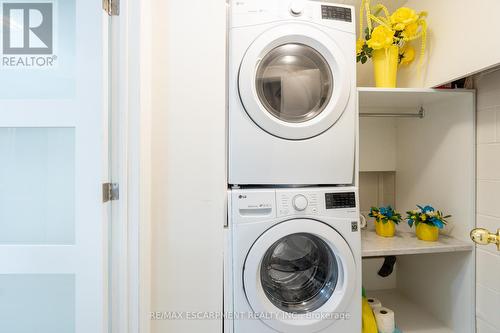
[103,0,119,16]
[103,183,119,202]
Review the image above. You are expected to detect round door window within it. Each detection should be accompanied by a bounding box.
[255,43,333,123]
[260,233,338,314]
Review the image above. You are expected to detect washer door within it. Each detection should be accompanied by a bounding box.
[243,219,356,333]
[239,23,351,140]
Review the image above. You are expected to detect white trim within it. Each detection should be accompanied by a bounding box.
[109,2,128,331]
[109,0,152,332]
[138,0,152,331]
[102,9,111,333]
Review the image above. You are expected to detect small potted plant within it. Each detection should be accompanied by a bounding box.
[369,206,402,237]
[406,205,451,242]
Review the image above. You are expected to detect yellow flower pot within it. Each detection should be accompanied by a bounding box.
[416,223,439,242]
[375,220,396,237]
[372,45,399,88]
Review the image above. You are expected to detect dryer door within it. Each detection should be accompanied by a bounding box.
[238,23,352,140]
[243,219,356,333]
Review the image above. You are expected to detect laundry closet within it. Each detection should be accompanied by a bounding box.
[148,0,500,333]
[358,88,475,332]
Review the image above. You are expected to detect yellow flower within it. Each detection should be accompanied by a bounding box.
[356,39,365,55]
[402,22,418,39]
[391,7,418,30]
[366,26,394,50]
[421,214,427,221]
[400,45,416,65]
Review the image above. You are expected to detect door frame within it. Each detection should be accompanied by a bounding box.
[109,0,152,332]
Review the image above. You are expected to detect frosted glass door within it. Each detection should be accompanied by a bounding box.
[0,1,108,332]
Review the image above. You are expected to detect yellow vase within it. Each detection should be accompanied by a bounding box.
[372,45,399,88]
[416,223,439,242]
[375,220,396,237]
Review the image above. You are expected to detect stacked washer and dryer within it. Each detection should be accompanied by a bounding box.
[225,1,360,332]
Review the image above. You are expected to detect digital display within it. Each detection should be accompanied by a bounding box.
[321,5,352,22]
[325,192,356,209]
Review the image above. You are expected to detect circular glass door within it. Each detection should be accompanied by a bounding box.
[260,233,339,314]
[243,219,356,332]
[238,23,351,140]
[255,44,333,123]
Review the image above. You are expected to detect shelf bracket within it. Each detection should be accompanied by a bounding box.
[360,106,425,119]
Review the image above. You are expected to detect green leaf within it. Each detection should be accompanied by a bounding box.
[364,27,371,40]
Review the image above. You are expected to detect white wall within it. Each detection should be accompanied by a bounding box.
[359,118,397,171]
[359,171,396,222]
[475,69,500,333]
[150,1,227,332]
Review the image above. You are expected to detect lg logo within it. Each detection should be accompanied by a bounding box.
[2,2,53,55]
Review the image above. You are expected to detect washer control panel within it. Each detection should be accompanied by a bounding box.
[292,194,308,211]
[277,192,319,216]
[325,192,356,209]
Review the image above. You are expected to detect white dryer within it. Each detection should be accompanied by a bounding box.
[229,0,357,185]
[224,187,361,333]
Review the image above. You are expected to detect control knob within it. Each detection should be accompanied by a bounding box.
[290,1,304,16]
[292,194,308,211]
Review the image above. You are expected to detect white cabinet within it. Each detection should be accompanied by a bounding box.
[399,0,500,88]
[358,0,500,88]
[359,88,476,333]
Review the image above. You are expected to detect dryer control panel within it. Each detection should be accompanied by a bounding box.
[321,5,352,22]
[230,0,355,33]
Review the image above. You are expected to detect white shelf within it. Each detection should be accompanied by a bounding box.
[368,289,453,333]
[362,230,473,258]
[357,87,474,110]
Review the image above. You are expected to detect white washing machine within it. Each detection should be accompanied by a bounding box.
[229,0,357,186]
[224,187,361,333]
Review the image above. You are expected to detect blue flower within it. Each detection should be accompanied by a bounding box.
[407,219,414,227]
[380,206,394,218]
[417,205,435,213]
[430,217,444,229]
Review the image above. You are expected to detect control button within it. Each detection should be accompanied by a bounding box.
[290,1,304,16]
[292,194,308,211]
[280,209,290,216]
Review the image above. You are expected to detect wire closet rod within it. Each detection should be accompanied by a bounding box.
[360,106,425,119]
